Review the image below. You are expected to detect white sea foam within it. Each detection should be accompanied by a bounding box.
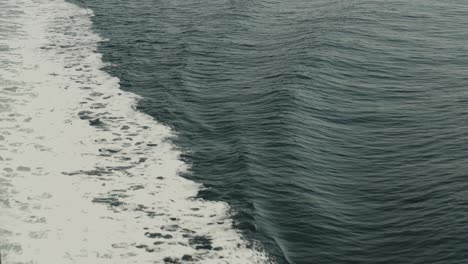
[0,0,272,263]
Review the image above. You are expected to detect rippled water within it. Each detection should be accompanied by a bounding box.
[3,0,468,263]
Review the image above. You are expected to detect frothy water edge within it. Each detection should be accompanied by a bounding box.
[0,0,273,263]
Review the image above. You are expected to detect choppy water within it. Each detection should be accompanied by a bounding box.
[2,0,468,263]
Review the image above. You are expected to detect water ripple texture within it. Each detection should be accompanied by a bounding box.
[5,0,468,263]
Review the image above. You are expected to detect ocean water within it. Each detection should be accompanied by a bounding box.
[1,0,468,263]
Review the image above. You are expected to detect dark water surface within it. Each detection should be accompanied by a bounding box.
[70,0,468,263]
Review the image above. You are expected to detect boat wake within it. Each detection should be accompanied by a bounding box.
[0,0,271,263]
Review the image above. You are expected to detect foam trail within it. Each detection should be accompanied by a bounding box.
[0,0,272,263]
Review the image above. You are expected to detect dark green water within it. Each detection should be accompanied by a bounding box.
[71,0,468,263]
